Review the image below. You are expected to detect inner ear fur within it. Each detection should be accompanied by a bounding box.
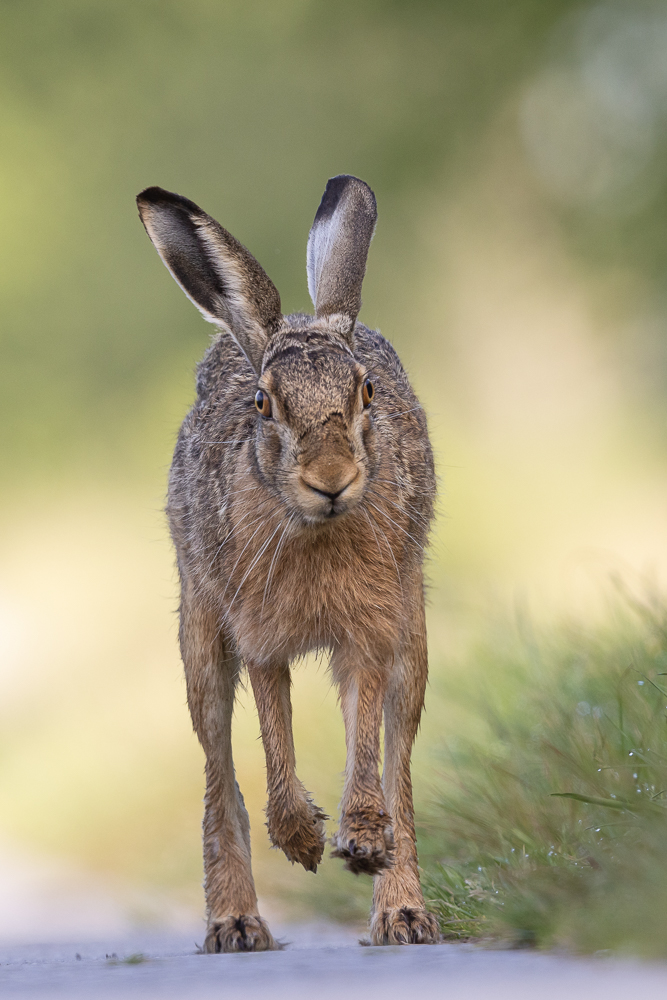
[306,175,377,344]
[137,186,282,373]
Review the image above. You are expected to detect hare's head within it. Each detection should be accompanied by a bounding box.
[137,176,379,524]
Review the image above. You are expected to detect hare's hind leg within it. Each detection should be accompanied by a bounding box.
[369,587,440,945]
[180,590,278,953]
[247,662,327,872]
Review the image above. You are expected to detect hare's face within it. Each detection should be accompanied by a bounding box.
[255,333,377,524]
[137,176,380,527]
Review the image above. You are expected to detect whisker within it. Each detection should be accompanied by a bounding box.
[361,505,381,557]
[203,439,255,445]
[261,515,294,618]
[223,485,264,499]
[206,511,265,572]
[374,405,423,421]
[226,520,285,616]
[368,484,428,517]
[211,516,273,647]
[221,519,270,602]
[362,507,403,599]
[368,489,430,529]
[374,477,432,496]
[364,498,424,551]
[374,522,404,595]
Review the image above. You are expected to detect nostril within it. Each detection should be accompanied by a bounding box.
[309,485,342,502]
[301,471,359,502]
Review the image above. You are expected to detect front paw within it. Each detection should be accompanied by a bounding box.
[204,914,280,953]
[370,907,441,945]
[331,807,394,875]
[266,796,328,873]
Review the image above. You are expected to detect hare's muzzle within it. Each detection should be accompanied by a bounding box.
[297,463,363,520]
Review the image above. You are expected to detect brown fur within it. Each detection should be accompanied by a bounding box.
[137,176,440,949]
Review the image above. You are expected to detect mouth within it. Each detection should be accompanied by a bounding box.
[296,479,361,523]
[307,497,348,523]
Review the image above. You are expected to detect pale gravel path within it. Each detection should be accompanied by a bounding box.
[2,925,667,1000]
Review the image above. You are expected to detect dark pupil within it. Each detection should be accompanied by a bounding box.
[365,380,374,399]
[255,391,264,409]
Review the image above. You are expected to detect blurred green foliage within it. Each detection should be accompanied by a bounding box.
[422,589,667,954]
[0,0,631,481]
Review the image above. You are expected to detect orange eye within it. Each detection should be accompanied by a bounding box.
[255,390,272,418]
[362,379,374,409]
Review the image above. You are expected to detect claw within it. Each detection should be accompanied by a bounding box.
[266,797,327,872]
[370,908,441,947]
[331,808,394,875]
[204,914,281,953]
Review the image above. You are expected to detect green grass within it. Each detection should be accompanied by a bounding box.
[420,589,667,955]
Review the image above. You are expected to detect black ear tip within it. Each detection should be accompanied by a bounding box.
[137,185,171,207]
[136,186,204,217]
[325,174,374,195]
[316,175,377,224]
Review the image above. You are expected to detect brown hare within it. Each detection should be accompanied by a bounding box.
[137,176,439,951]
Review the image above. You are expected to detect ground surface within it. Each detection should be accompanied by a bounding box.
[2,924,667,1000]
[1,845,666,999]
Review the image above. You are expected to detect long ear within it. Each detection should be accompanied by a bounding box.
[306,175,377,342]
[137,186,281,373]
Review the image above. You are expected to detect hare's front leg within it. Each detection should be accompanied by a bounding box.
[370,592,440,945]
[330,650,394,875]
[248,662,327,872]
[180,592,277,952]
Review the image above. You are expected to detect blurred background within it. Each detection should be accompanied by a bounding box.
[2,0,667,941]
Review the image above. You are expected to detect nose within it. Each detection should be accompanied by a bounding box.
[308,484,345,502]
[301,470,358,501]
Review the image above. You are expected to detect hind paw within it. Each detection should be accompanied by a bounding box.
[370,907,440,945]
[204,914,280,953]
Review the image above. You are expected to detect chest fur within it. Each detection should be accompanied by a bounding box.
[209,506,406,664]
